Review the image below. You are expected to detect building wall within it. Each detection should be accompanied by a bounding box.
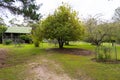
[3,33,24,43]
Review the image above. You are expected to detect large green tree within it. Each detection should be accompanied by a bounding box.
[42,3,84,48]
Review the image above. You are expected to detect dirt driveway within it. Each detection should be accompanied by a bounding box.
[25,59,73,80]
[0,48,8,68]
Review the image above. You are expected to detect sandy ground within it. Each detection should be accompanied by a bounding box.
[0,48,92,80]
[25,59,73,80]
[0,48,8,68]
[25,58,92,80]
[24,48,94,80]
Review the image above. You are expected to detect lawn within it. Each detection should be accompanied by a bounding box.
[0,42,120,80]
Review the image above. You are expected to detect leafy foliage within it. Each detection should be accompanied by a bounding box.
[19,34,31,43]
[0,25,7,40]
[111,22,120,43]
[31,23,43,47]
[0,25,7,34]
[96,46,111,61]
[84,17,115,46]
[42,3,84,48]
[4,39,12,45]
[0,0,42,21]
[0,17,7,43]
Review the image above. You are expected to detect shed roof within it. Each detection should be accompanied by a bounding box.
[5,27,32,34]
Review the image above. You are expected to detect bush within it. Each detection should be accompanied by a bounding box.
[97,53,104,60]
[103,47,111,60]
[34,41,39,47]
[19,35,31,43]
[96,46,111,61]
[4,39,12,45]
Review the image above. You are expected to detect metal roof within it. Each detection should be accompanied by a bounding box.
[5,27,32,34]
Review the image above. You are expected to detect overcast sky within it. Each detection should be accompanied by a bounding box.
[1,0,120,25]
[36,0,120,21]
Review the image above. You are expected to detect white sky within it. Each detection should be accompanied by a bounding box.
[1,0,120,25]
[36,0,120,21]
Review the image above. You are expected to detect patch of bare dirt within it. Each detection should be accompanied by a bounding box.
[0,48,8,68]
[47,48,94,56]
[25,59,74,80]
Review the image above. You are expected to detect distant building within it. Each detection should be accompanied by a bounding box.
[3,27,32,43]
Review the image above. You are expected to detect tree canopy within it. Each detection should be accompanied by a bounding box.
[0,0,42,21]
[0,17,6,33]
[30,22,43,47]
[84,17,115,46]
[0,25,7,43]
[42,3,85,48]
[0,25,7,34]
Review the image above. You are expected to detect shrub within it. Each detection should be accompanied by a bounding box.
[34,41,39,47]
[4,39,12,45]
[103,47,111,60]
[97,53,104,60]
[19,35,32,43]
[96,46,111,61]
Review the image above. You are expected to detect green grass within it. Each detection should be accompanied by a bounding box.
[0,42,120,80]
[48,51,120,80]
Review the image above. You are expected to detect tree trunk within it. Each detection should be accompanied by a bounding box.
[65,41,69,45]
[59,42,63,48]
[34,41,39,47]
[2,33,3,44]
[58,38,64,48]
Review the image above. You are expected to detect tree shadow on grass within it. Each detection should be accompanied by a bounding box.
[46,48,95,56]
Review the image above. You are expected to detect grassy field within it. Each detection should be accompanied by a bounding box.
[0,42,120,80]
